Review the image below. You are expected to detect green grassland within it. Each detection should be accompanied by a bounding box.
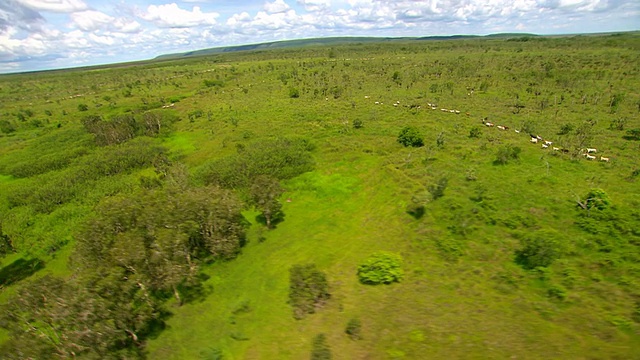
[1,33,640,359]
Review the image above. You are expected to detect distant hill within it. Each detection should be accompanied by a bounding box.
[154,33,539,60]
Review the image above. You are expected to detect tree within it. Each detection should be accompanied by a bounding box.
[357,252,404,285]
[0,275,151,359]
[250,175,284,228]
[397,126,424,147]
[289,264,330,319]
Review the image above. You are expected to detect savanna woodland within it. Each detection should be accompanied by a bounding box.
[1,33,640,359]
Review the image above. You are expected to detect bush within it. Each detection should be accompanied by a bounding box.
[515,230,564,269]
[289,87,300,98]
[357,252,404,285]
[352,119,364,129]
[494,144,521,165]
[289,264,330,319]
[584,188,611,211]
[469,126,482,138]
[558,123,574,135]
[311,334,331,360]
[428,177,448,200]
[345,318,362,340]
[397,126,424,147]
[78,104,89,111]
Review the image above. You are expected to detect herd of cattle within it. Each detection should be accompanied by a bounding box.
[367,96,610,162]
[481,118,610,162]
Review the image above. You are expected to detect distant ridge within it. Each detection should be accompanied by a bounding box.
[154,33,538,60]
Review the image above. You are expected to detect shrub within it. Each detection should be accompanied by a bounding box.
[289,264,330,319]
[584,188,611,211]
[289,87,300,98]
[311,334,332,360]
[78,104,89,111]
[623,128,640,141]
[469,126,482,138]
[357,252,404,285]
[345,318,362,340]
[352,119,364,129]
[428,177,448,200]
[558,123,574,135]
[515,230,564,269]
[397,126,424,147]
[494,144,521,165]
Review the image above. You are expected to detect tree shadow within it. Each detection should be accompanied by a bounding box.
[0,258,44,288]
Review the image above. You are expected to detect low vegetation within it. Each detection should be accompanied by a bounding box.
[0,33,639,359]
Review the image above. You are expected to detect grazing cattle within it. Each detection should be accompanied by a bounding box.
[530,138,538,143]
[375,101,380,105]
[455,110,460,114]
[365,96,370,99]
[542,143,549,149]
[441,108,448,112]
[553,147,560,151]
[393,103,398,107]
[586,148,597,153]
[431,107,437,110]
[536,135,543,140]
[585,154,596,160]
[600,156,610,162]
[497,125,506,130]
[485,122,494,127]
[561,149,570,153]
[514,129,520,133]
[544,140,553,145]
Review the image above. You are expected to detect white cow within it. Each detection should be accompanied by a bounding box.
[600,156,610,162]
[530,138,538,143]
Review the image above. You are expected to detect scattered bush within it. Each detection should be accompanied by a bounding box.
[558,123,574,135]
[357,252,404,285]
[289,87,300,98]
[352,119,364,129]
[515,230,564,269]
[397,126,424,147]
[584,188,611,211]
[311,334,332,360]
[345,318,362,340]
[289,264,330,319]
[624,128,640,141]
[469,126,482,138]
[494,144,521,165]
[428,177,448,200]
[78,104,89,111]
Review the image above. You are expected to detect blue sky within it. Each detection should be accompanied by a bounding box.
[1,0,638,73]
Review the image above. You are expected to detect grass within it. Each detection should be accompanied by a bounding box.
[1,33,639,359]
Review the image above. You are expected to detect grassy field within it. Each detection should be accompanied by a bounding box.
[1,33,639,359]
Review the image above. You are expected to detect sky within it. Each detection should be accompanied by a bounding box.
[0,0,638,73]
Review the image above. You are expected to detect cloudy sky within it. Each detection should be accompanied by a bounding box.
[1,0,638,73]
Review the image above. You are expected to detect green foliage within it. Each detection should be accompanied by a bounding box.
[397,126,424,147]
[289,87,300,98]
[584,188,611,211]
[345,318,362,340]
[352,119,364,129]
[203,79,224,88]
[310,333,332,360]
[428,177,448,200]
[515,230,564,269]
[77,103,89,111]
[289,264,330,319]
[557,123,574,135]
[357,252,404,285]
[609,118,626,131]
[199,137,315,189]
[82,112,176,146]
[624,128,640,141]
[469,126,482,138]
[0,120,16,133]
[250,175,284,228]
[494,144,521,165]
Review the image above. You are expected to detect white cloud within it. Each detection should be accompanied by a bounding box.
[264,0,291,14]
[140,3,219,28]
[16,0,88,13]
[297,0,331,12]
[70,10,141,33]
